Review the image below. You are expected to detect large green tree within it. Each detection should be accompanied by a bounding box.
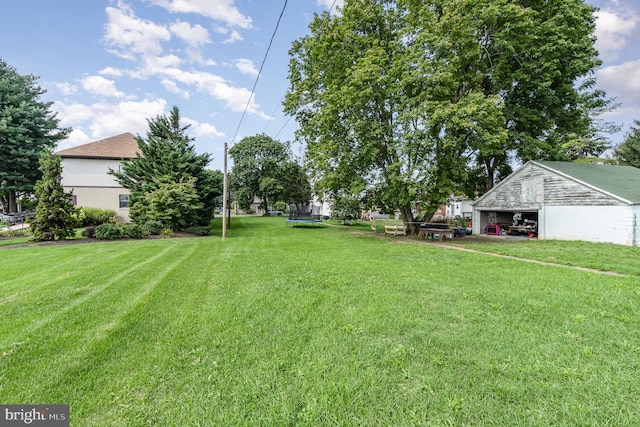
[229,134,311,211]
[285,0,609,227]
[0,59,70,213]
[614,120,640,168]
[30,150,78,241]
[109,106,220,226]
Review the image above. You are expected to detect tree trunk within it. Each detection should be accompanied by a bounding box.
[484,157,495,191]
[399,205,419,235]
[8,190,17,213]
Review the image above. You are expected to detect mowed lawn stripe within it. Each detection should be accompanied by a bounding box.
[0,240,189,345]
[0,238,207,402]
[0,242,147,298]
[1,217,639,425]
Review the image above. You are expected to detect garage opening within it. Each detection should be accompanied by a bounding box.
[478,210,538,236]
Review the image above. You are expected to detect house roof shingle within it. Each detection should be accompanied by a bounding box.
[535,160,640,204]
[56,132,140,159]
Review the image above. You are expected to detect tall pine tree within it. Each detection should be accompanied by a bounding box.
[0,59,70,212]
[109,106,219,227]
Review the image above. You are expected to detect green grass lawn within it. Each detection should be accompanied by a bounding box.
[1,216,639,426]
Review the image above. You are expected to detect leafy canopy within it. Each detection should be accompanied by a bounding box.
[285,0,610,224]
[229,134,311,211]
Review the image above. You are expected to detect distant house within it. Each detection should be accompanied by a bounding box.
[472,160,640,246]
[445,197,473,220]
[57,133,140,222]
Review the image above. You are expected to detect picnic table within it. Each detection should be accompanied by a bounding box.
[417,223,466,241]
[418,227,454,242]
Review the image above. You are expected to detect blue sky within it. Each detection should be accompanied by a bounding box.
[0,0,638,171]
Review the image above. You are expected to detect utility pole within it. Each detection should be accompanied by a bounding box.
[222,142,228,240]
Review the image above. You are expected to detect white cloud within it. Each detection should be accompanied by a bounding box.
[184,47,216,65]
[594,9,637,58]
[317,0,344,13]
[99,67,125,77]
[54,82,78,96]
[598,60,640,105]
[161,78,190,98]
[154,67,265,115]
[182,117,225,139]
[233,58,258,77]
[104,2,171,60]
[169,20,210,47]
[213,25,243,44]
[222,29,243,44]
[80,75,126,98]
[57,129,90,151]
[137,54,184,78]
[55,98,168,143]
[148,0,252,29]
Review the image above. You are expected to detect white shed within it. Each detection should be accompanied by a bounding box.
[471,161,640,246]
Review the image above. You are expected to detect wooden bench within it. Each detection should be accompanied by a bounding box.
[384,225,407,236]
[418,227,454,242]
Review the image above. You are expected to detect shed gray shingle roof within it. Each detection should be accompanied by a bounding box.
[535,161,640,204]
[56,132,140,159]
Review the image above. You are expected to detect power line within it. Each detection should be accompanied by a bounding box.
[263,0,341,137]
[230,0,289,145]
[265,0,381,142]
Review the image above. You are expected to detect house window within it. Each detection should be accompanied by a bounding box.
[118,164,125,174]
[119,194,129,208]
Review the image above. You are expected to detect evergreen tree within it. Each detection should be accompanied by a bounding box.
[30,150,78,241]
[614,120,640,168]
[0,59,70,212]
[109,106,219,226]
[129,177,203,231]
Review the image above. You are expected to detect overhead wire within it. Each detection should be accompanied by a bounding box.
[264,0,340,138]
[229,0,289,145]
[231,0,381,144]
[265,0,382,141]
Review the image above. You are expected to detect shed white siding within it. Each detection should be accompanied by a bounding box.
[541,205,636,246]
[472,161,640,246]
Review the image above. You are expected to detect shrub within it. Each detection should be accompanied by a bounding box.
[80,208,117,227]
[273,201,287,212]
[82,226,96,238]
[185,226,209,236]
[142,220,163,235]
[161,228,174,237]
[121,224,143,239]
[94,223,122,240]
[0,227,31,238]
[129,178,203,231]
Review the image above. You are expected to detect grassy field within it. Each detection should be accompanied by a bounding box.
[1,216,639,426]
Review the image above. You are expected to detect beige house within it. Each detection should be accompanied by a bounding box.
[57,133,140,222]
